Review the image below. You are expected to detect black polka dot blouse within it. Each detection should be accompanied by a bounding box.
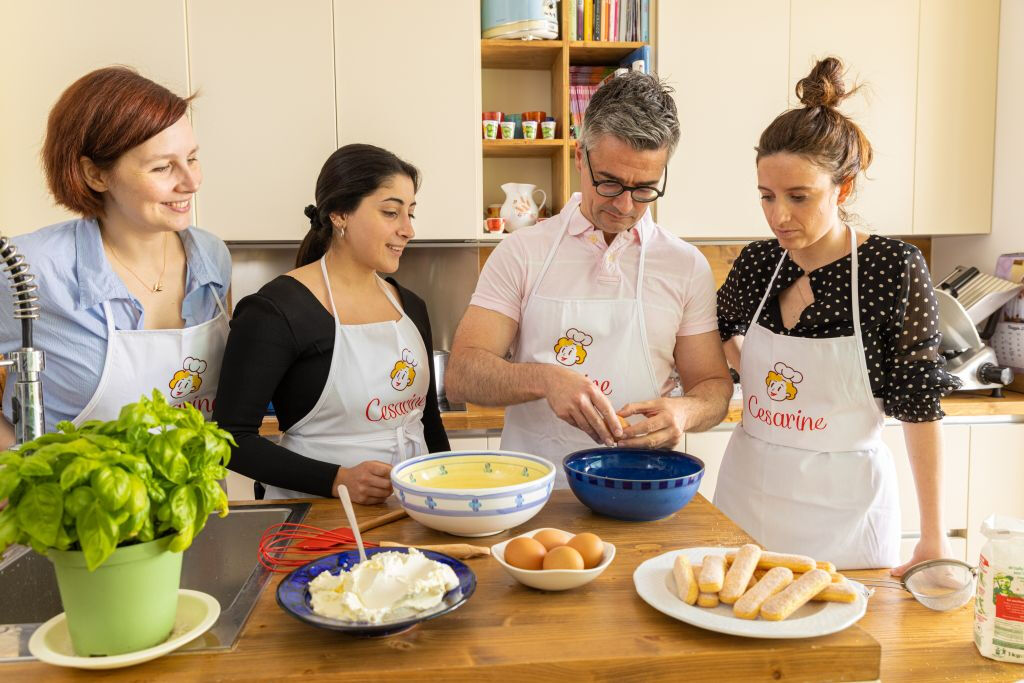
[717,235,961,422]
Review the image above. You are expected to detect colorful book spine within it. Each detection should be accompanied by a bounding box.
[584,0,593,41]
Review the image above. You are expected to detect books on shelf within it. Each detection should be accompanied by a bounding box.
[569,46,651,138]
[568,0,650,42]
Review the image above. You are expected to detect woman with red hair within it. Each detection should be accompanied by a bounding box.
[0,67,230,447]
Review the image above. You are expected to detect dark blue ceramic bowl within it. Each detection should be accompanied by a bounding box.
[563,447,705,521]
[276,547,476,637]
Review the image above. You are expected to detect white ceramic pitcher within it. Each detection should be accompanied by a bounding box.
[500,183,547,232]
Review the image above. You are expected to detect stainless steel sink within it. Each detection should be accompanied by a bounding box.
[0,502,309,662]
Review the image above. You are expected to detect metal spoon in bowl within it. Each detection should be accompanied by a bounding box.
[337,484,368,564]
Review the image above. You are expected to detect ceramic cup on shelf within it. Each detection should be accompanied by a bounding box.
[500,121,516,140]
[482,120,499,140]
[522,120,538,140]
[485,217,505,234]
[485,203,503,218]
[541,118,556,140]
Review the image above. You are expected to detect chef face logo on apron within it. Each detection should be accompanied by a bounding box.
[765,362,802,401]
[554,328,592,366]
[168,356,208,399]
[390,348,418,391]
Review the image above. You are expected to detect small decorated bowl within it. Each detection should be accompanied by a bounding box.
[491,528,616,591]
[276,547,475,637]
[391,450,555,537]
[563,447,704,521]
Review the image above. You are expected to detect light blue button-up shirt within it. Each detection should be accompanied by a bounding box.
[1,218,231,428]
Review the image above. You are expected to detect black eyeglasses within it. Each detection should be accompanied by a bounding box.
[583,148,667,203]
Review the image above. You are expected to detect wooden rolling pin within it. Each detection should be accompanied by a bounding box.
[379,541,491,559]
[357,509,408,533]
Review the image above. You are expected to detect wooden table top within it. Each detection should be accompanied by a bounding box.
[5,492,1020,681]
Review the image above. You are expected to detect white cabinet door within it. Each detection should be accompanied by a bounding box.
[448,435,489,452]
[967,423,1024,562]
[683,427,735,503]
[187,0,336,242]
[225,470,257,501]
[333,1,482,240]
[883,423,969,534]
[655,1,788,239]
[913,0,999,235]
[487,434,503,450]
[0,1,188,234]
[790,0,918,236]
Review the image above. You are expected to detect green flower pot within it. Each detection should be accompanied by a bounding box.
[48,536,183,656]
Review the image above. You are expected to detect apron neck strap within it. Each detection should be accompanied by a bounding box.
[319,255,340,319]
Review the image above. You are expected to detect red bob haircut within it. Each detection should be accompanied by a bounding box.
[42,66,194,218]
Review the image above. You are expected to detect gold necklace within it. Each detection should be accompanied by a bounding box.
[107,232,168,293]
[796,277,813,307]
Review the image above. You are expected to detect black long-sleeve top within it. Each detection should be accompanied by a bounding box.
[213,275,450,497]
[717,235,960,422]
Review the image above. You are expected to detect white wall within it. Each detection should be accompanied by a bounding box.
[931,1,1024,279]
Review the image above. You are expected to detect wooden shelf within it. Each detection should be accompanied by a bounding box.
[482,138,565,158]
[568,40,646,65]
[481,40,562,69]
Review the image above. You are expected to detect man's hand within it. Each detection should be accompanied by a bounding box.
[543,366,623,446]
[333,461,393,505]
[615,397,689,449]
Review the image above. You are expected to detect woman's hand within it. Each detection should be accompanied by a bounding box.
[332,461,393,505]
[615,398,687,449]
[891,534,953,577]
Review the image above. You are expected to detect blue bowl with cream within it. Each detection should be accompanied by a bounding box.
[562,447,704,521]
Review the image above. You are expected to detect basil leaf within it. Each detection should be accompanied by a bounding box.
[137,514,155,543]
[168,526,193,553]
[125,474,148,514]
[0,452,22,467]
[77,501,118,571]
[64,486,96,518]
[16,482,63,547]
[90,466,131,512]
[0,466,22,501]
[19,455,53,478]
[169,484,197,532]
[59,457,101,490]
[0,505,21,551]
[147,434,190,485]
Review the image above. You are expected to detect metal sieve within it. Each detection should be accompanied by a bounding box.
[858,559,977,611]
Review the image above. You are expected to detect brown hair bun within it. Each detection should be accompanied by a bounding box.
[795,56,849,109]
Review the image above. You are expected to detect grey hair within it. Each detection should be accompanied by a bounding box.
[578,71,680,157]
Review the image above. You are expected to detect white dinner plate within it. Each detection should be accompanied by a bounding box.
[28,589,220,670]
[633,547,868,639]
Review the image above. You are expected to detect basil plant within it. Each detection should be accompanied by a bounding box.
[0,391,235,570]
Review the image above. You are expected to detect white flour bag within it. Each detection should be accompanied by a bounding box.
[974,515,1024,663]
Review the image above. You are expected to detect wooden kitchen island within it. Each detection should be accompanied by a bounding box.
[3,492,1020,682]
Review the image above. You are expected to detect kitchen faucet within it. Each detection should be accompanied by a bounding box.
[0,232,45,444]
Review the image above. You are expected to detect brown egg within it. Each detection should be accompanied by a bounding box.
[504,537,547,570]
[533,528,573,551]
[567,532,604,569]
[542,545,585,570]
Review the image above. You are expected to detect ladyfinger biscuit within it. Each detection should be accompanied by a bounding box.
[696,591,720,608]
[760,569,832,621]
[816,560,837,574]
[672,555,699,605]
[726,549,816,573]
[732,567,793,619]
[810,581,858,603]
[698,554,726,593]
[719,544,762,604]
[754,568,844,583]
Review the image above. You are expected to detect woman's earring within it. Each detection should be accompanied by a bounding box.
[332,219,346,237]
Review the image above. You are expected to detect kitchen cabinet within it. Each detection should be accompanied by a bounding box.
[913,0,999,235]
[882,423,969,534]
[334,0,483,241]
[655,1,788,239]
[187,0,336,242]
[0,1,188,235]
[789,0,918,236]
[966,422,1024,561]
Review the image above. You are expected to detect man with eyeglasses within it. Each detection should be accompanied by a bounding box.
[447,72,732,485]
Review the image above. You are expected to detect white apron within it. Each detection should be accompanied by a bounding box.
[73,288,229,424]
[500,197,660,488]
[263,257,430,500]
[713,227,901,570]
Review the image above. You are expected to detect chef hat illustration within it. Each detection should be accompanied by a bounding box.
[391,348,418,383]
[401,348,418,367]
[773,362,803,384]
[565,328,593,346]
[184,357,208,375]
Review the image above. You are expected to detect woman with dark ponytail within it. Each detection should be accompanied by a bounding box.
[214,144,449,502]
[714,58,958,572]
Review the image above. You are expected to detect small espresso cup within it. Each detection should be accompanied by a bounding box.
[522,120,538,140]
[482,120,499,140]
[485,217,505,233]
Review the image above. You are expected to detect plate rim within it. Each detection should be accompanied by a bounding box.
[632,546,867,639]
[27,588,221,669]
[275,547,477,634]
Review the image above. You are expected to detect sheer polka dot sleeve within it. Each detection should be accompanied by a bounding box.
[881,245,961,422]
[717,241,773,341]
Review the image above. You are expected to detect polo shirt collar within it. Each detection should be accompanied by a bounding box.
[567,194,652,244]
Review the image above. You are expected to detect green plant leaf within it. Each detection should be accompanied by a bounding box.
[90,466,131,512]
[0,451,22,467]
[147,433,190,485]
[168,525,194,553]
[77,501,119,571]
[0,505,21,552]
[169,484,197,533]
[0,466,22,501]
[19,455,53,478]
[59,457,102,490]
[64,486,96,518]
[16,482,63,547]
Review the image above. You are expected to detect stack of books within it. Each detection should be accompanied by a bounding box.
[569,47,651,138]
[568,0,650,42]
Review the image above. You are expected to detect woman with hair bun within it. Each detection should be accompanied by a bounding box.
[213,144,449,502]
[0,67,230,448]
[714,57,959,572]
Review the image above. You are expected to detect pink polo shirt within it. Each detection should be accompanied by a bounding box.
[470,194,718,395]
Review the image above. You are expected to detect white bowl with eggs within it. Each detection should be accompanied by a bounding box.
[491,528,616,591]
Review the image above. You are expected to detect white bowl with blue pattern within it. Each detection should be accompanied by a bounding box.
[391,450,555,537]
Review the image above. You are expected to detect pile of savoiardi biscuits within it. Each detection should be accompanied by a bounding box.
[673,545,859,620]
